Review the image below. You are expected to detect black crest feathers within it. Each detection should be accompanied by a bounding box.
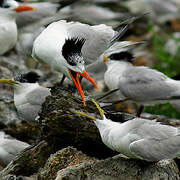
[14,72,40,83]
[109,51,134,63]
[62,37,86,61]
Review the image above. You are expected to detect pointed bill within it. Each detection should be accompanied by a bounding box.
[68,69,86,106]
[14,5,34,12]
[78,70,99,90]
[0,79,18,85]
[69,69,99,106]
[76,98,104,120]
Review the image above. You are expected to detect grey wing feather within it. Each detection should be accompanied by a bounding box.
[26,87,51,106]
[17,103,42,121]
[130,136,180,161]
[119,66,178,101]
[67,22,115,64]
[3,139,29,155]
[129,120,180,161]
[0,139,29,166]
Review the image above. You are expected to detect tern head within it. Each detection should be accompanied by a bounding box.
[2,0,34,13]
[0,72,40,87]
[62,37,99,106]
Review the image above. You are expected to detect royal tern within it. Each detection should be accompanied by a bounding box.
[0,0,34,55]
[103,42,180,116]
[32,18,134,105]
[0,131,30,167]
[77,99,180,162]
[0,72,51,122]
[2,0,79,28]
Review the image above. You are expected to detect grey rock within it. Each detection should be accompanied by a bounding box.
[55,155,180,180]
[38,146,96,180]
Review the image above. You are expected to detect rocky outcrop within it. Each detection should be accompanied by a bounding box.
[55,155,180,180]
[38,146,96,180]
[0,84,180,179]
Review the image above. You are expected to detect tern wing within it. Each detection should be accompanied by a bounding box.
[129,120,180,161]
[26,87,51,106]
[0,139,29,166]
[66,21,115,64]
[118,66,180,101]
[2,139,30,155]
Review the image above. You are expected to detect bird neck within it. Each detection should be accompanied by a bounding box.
[13,82,39,95]
[94,119,120,137]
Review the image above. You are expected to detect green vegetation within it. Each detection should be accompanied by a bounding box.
[144,28,180,119]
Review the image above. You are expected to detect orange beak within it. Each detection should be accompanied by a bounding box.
[68,69,99,106]
[13,5,34,13]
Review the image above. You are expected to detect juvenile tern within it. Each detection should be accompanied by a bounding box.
[103,43,180,115]
[0,0,34,55]
[0,131,30,167]
[32,19,133,105]
[77,99,180,162]
[0,72,51,122]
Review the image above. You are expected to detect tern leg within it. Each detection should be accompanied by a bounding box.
[60,74,66,85]
[136,105,144,117]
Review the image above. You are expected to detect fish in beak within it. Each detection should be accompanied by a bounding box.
[0,79,19,85]
[13,5,34,12]
[76,98,104,120]
[68,69,99,106]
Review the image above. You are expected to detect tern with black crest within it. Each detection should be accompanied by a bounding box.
[0,72,51,122]
[103,42,180,116]
[32,18,133,105]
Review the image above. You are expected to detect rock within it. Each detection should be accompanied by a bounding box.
[38,83,122,158]
[55,155,180,180]
[38,146,96,180]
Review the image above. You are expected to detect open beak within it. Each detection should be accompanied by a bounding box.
[13,5,34,12]
[68,69,99,106]
[0,79,19,85]
[76,98,104,120]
